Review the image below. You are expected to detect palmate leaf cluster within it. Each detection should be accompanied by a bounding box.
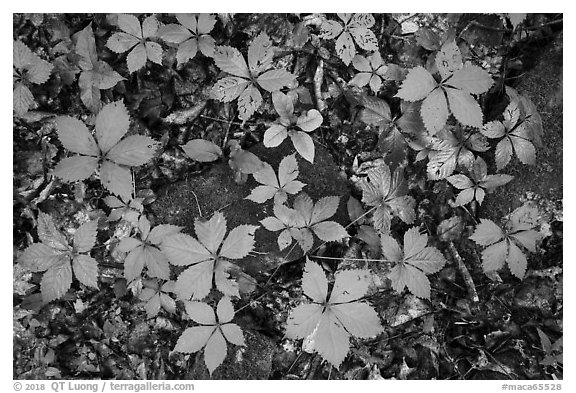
[447,156,513,206]
[106,14,163,74]
[161,212,258,300]
[211,32,296,121]
[117,216,182,282]
[74,23,124,113]
[396,40,493,134]
[13,40,53,115]
[158,13,217,65]
[285,258,383,368]
[18,212,99,303]
[481,87,541,171]
[356,164,415,233]
[138,279,177,319]
[470,203,541,279]
[246,154,306,204]
[381,227,446,299]
[13,12,553,377]
[263,91,323,163]
[349,52,392,94]
[175,297,245,375]
[320,13,379,65]
[53,100,159,202]
[260,193,348,253]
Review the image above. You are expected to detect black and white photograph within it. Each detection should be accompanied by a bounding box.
[12,9,564,387]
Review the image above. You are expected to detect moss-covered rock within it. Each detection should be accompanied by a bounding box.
[152,140,350,277]
[186,330,276,380]
[481,33,562,224]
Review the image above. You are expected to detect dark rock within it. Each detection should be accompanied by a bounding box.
[482,33,562,223]
[513,277,557,317]
[152,140,350,277]
[187,330,276,380]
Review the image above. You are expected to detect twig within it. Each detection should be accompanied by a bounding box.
[448,241,479,304]
[313,59,325,112]
[190,189,203,217]
[311,255,394,264]
[199,114,244,127]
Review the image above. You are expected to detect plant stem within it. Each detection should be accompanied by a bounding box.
[448,241,479,304]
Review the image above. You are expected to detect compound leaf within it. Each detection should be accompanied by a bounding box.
[359,96,391,128]
[95,101,130,154]
[219,225,258,259]
[435,40,462,80]
[220,323,245,347]
[126,43,147,73]
[389,263,431,299]
[13,83,35,115]
[285,303,323,338]
[396,66,437,102]
[211,77,250,102]
[495,137,513,171]
[248,32,274,75]
[421,87,448,134]
[72,254,99,288]
[263,124,288,148]
[19,244,65,272]
[469,219,504,246]
[195,212,227,255]
[246,185,278,204]
[106,135,159,166]
[37,212,69,251]
[124,246,145,281]
[106,32,139,53]
[302,257,328,303]
[41,262,73,303]
[445,87,483,128]
[161,233,211,266]
[55,116,99,156]
[148,225,182,245]
[329,269,371,304]
[507,240,527,279]
[100,160,133,201]
[53,156,98,182]
[204,329,227,375]
[216,296,235,323]
[175,261,215,300]
[335,31,355,66]
[481,240,508,273]
[448,64,493,95]
[213,46,250,79]
[237,84,262,121]
[311,311,350,369]
[185,301,216,324]
[73,220,98,253]
[296,109,323,132]
[256,69,295,92]
[290,131,315,163]
[331,302,383,338]
[175,325,215,353]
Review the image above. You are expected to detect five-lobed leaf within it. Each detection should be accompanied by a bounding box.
[285,258,382,368]
[175,297,245,375]
[211,33,295,121]
[246,154,306,204]
[382,227,446,299]
[53,100,159,202]
[107,14,163,73]
[469,205,542,279]
[161,212,258,300]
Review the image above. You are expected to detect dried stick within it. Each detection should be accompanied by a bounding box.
[448,241,479,304]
